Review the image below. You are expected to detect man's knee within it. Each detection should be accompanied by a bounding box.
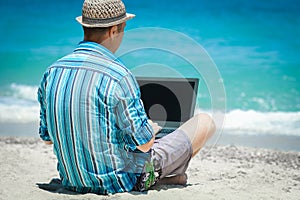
[194,113,216,137]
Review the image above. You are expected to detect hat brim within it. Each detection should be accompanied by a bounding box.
[76,13,135,28]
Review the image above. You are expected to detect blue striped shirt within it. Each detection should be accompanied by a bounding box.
[38,41,154,194]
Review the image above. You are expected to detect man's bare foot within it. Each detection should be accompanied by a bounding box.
[157,173,187,186]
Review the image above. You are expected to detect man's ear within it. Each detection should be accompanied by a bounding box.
[108,25,119,38]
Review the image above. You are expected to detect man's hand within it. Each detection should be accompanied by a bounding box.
[44,140,53,145]
[148,120,162,135]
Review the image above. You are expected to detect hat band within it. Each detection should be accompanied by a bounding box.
[82,12,127,25]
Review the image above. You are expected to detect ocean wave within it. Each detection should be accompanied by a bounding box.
[0,102,299,137]
[0,103,39,123]
[0,84,39,123]
[0,84,299,136]
[223,109,300,136]
[10,83,38,101]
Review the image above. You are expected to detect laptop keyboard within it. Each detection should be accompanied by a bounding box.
[155,128,176,139]
[159,128,176,134]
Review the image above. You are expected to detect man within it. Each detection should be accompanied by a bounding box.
[38,0,215,195]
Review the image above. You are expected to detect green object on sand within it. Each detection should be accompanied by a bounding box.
[143,161,156,190]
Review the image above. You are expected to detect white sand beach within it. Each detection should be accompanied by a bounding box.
[0,136,299,200]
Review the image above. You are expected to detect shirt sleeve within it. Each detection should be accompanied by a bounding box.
[37,72,51,141]
[114,72,154,151]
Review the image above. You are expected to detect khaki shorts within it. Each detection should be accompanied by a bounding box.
[151,129,193,178]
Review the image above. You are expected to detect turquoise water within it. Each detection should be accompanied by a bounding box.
[0,0,299,136]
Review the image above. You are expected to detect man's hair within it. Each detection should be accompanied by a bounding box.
[83,23,124,40]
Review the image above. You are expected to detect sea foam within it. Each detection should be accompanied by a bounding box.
[223,109,300,136]
[0,84,299,137]
[0,84,39,123]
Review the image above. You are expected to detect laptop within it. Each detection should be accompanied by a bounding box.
[136,77,199,138]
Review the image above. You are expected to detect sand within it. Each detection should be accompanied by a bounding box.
[0,136,299,200]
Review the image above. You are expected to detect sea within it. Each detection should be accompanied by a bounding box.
[0,0,299,150]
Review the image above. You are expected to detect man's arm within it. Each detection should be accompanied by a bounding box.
[44,141,53,145]
[38,72,52,144]
[136,136,155,153]
[136,120,161,152]
[114,73,158,151]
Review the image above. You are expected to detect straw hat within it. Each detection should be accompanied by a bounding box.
[76,0,135,28]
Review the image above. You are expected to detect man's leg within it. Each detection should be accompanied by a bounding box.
[179,113,216,157]
[136,113,215,189]
[156,113,216,185]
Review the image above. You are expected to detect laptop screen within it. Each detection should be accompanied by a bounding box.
[136,77,199,124]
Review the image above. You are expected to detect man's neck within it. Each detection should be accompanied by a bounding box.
[83,37,115,53]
